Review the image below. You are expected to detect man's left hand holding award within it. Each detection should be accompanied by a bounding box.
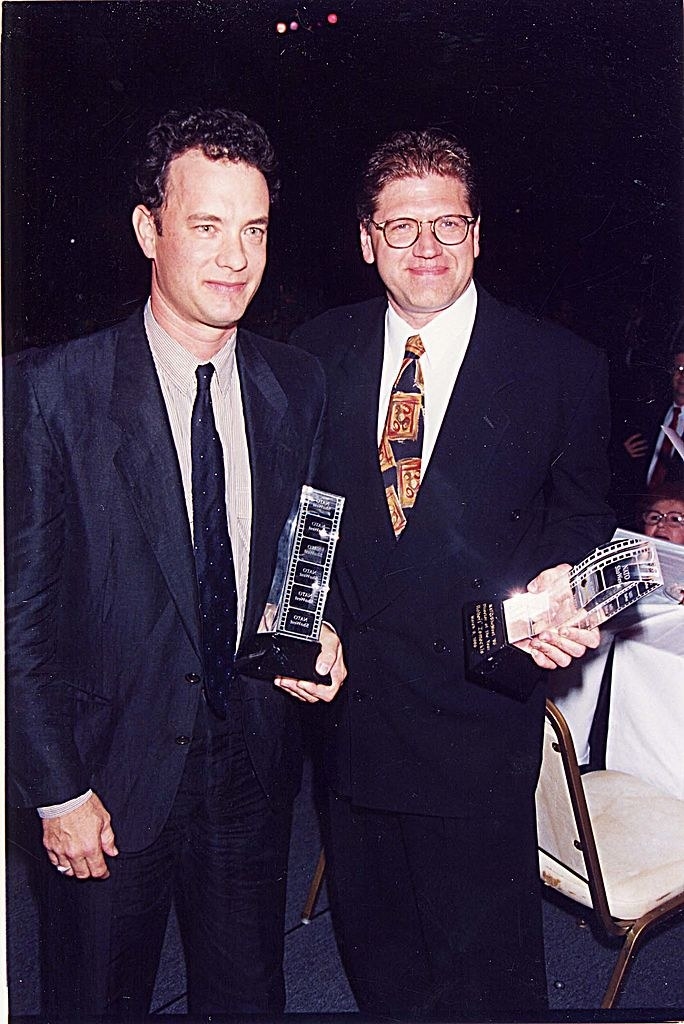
[235,486,347,703]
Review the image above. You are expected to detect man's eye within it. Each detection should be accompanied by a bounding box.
[244,226,266,242]
[195,224,216,234]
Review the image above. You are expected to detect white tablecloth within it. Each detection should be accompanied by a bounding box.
[606,593,684,799]
[551,589,684,799]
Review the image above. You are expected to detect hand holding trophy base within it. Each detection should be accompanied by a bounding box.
[463,536,662,701]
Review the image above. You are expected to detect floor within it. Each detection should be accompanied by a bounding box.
[6,758,684,1021]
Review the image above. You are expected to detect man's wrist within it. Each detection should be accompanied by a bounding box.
[37,789,93,819]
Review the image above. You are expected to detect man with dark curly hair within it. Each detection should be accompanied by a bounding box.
[5,107,345,1018]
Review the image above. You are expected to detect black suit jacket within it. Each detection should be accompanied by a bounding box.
[611,399,683,513]
[5,309,326,850]
[292,287,615,819]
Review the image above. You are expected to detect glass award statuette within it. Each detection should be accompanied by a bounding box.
[464,535,663,701]
[234,486,344,685]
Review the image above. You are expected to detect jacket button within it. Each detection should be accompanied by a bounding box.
[432,639,448,654]
[185,672,201,685]
[353,690,364,702]
[472,578,483,589]
[510,509,521,521]
[175,735,191,746]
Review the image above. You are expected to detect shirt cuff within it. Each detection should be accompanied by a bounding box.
[37,790,93,819]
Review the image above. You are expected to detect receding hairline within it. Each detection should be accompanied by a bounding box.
[361,170,476,220]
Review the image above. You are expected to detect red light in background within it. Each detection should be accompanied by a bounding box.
[276,21,287,33]
[327,12,338,24]
[289,20,299,30]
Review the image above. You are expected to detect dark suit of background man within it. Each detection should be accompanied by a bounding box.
[4,107,345,1019]
[292,129,614,1019]
[619,348,684,497]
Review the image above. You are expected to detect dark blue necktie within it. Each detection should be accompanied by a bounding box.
[191,363,238,719]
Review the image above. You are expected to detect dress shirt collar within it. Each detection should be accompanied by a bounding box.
[144,300,237,397]
[385,279,478,365]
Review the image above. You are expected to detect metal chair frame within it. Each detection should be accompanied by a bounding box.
[541,698,684,1008]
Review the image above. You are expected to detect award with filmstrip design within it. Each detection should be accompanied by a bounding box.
[464,536,663,700]
[234,486,344,685]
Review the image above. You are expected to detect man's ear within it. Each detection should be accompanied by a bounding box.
[472,217,481,260]
[132,205,158,259]
[359,221,376,265]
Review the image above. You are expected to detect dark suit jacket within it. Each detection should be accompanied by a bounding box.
[610,399,683,516]
[292,287,615,819]
[5,309,326,851]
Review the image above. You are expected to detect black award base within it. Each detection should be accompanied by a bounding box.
[234,632,332,686]
[463,600,542,702]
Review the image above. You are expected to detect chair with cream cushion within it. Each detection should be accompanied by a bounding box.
[536,699,684,1008]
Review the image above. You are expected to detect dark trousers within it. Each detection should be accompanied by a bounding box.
[38,697,293,1019]
[325,789,548,1021]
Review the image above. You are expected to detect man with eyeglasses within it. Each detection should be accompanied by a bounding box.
[292,128,614,1017]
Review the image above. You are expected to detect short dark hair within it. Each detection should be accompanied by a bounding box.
[135,108,279,230]
[356,129,480,224]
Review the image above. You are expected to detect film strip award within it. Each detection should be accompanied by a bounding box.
[235,486,344,685]
[464,535,663,700]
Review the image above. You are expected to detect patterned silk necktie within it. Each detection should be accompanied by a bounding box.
[191,363,238,719]
[379,334,425,537]
[648,405,681,492]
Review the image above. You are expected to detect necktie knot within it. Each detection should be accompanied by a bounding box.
[196,363,215,391]
[405,334,425,360]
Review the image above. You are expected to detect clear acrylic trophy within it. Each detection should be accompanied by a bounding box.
[464,535,663,700]
[234,486,344,685]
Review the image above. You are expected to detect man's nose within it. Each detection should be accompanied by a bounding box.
[412,223,442,257]
[216,234,248,270]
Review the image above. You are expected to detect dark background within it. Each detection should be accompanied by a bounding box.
[2,0,682,385]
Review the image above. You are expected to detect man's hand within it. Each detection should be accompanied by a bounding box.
[42,792,118,880]
[513,563,601,670]
[274,623,347,703]
[623,432,648,459]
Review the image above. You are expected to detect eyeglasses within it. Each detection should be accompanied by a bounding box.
[370,215,477,249]
[642,510,684,528]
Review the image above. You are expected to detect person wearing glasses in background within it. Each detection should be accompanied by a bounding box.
[291,128,615,1019]
[640,481,684,547]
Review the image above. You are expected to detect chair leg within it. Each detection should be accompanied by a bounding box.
[300,848,326,924]
[600,921,647,1009]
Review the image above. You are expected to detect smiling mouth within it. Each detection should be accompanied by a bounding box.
[205,280,246,292]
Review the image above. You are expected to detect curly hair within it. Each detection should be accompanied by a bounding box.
[135,108,279,231]
[357,129,480,224]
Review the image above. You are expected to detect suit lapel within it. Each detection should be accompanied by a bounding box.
[325,305,400,599]
[108,313,201,655]
[236,332,299,641]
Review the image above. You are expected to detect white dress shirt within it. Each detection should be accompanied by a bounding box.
[377,280,478,476]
